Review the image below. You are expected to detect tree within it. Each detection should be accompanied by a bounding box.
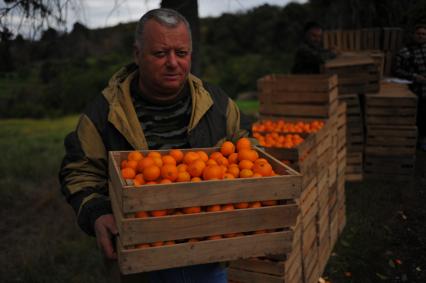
[0,0,74,39]
[160,0,201,76]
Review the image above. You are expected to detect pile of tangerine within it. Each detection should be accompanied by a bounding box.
[252,119,325,133]
[120,137,278,186]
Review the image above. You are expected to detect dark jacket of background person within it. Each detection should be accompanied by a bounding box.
[59,64,248,236]
[291,22,337,74]
[393,24,426,145]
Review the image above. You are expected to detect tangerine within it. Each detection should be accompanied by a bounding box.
[220,141,235,156]
[143,165,161,181]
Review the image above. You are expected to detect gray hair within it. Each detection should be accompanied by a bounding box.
[134,8,192,50]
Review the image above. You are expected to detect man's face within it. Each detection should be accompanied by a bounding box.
[134,19,192,98]
[306,27,323,47]
[414,27,426,45]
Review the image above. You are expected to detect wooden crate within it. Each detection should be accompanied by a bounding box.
[258,74,338,119]
[323,53,380,94]
[364,82,417,126]
[109,148,302,274]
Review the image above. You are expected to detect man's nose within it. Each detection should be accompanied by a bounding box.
[166,52,178,68]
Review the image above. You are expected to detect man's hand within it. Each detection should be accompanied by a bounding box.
[94,214,118,260]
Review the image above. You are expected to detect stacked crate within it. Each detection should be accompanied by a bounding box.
[364,82,418,180]
[229,74,345,283]
[336,103,347,236]
[323,53,381,95]
[108,148,302,275]
[337,94,364,181]
[258,74,338,120]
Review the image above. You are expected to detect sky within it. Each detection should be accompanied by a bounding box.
[70,0,307,30]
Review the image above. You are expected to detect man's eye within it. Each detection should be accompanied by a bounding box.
[176,50,188,57]
[154,51,166,58]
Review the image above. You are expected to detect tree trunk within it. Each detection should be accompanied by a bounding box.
[160,0,201,76]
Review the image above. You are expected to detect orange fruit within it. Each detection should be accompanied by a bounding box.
[240,169,254,178]
[239,159,254,170]
[236,137,251,151]
[223,173,235,179]
[135,211,149,218]
[137,157,155,172]
[215,156,229,167]
[150,210,168,217]
[187,159,206,177]
[127,151,143,162]
[203,165,224,180]
[206,204,221,212]
[159,179,172,184]
[252,173,263,178]
[228,153,239,165]
[121,167,136,179]
[120,160,128,169]
[125,160,138,171]
[176,171,191,182]
[152,157,163,167]
[164,240,176,246]
[145,181,157,185]
[254,158,269,165]
[234,202,249,209]
[147,151,162,159]
[143,165,161,181]
[210,151,224,161]
[220,141,235,157]
[151,241,164,247]
[238,149,258,162]
[207,235,222,240]
[135,243,151,249]
[177,163,188,172]
[188,238,200,243]
[249,201,262,208]
[161,164,178,181]
[221,203,235,211]
[191,177,202,182]
[134,174,145,186]
[162,155,177,166]
[227,165,240,178]
[182,206,202,214]
[206,159,218,166]
[196,151,209,162]
[169,149,184,163]
[183,151,200,165]
[262,200,278,206]
[253,162,273,177]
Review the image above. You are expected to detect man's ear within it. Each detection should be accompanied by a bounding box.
[133,44,140,65]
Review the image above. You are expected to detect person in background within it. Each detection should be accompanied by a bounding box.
[393,23,426,150]
[59,8,249,283]
[291,21,338,74]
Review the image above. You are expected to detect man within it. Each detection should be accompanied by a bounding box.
[393,23,426,150]
[59,8,248,282]
[291,21,338,74]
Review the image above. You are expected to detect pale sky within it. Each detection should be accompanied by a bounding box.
[71,0,307,30]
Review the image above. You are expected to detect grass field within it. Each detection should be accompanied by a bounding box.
[0,116,425,283]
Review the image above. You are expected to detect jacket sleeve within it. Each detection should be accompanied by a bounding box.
[225,98,252,142]
[59,114,111,236]
[392,47,416,81]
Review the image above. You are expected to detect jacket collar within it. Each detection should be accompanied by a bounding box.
[102,66,213,150]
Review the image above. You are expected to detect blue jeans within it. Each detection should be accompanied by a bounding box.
[147,263,227,283]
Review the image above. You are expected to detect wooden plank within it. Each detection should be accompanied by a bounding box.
[365,106,417,116]
[259,103,334,118]
[228,268,286,283]
[365,116,416,126]
[118,230,293,274]
[302,219,318,257]
[259,87,337,104]
[113,197,299,245]
[229,258,287,277]
[258,74,338,92]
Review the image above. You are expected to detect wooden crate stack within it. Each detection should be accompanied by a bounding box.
[323,27,404,76]
[323,53,381,95]
[229,74,347,283]
[364,82,418,179]
[337,94,364,181]
[258,74,338,120]
[108,148,302,275]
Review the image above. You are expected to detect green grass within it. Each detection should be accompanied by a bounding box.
[0,116,108,283]
[236,99,259,116]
